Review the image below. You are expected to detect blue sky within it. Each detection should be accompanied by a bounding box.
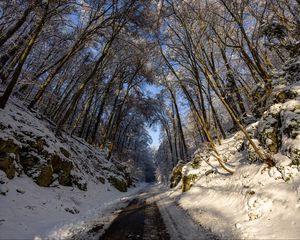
[143,84,162,149]
[146,126,160,149]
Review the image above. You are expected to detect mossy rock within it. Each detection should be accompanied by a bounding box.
[170,162,184,188]
[0,139,20,179]
[123,171,134,187]
[182,174,198,192]
[33,137,47,153]
[72,175,87,191]
[20,152,40,173]
[282,109,300,139]
[0,156,15,179]
[36,165,53,187]
[290,148,300,166]
[108,176,127,192]
[59,173,72,186]
[51,154,63,172]
[257,111,281,153]
[191,160,200,169]
[0,139,20,155]
[97,176,106,184]
[51,154,73,186]
[275,89,297,103]
[51,154,73,173]
[0,139,19,179]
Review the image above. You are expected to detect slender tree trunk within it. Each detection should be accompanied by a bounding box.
[90,76,115,143]
[204,68,274,166]
[220,47,246,115]
[107,102,126,160]
[84,106,98,142]
[167,86,188,159]
[171,103,179,162]
[164,124,176,167]
[160,46,235,173]
[27,47,78,109]
[0,7,47,109]
[211,103,226,139]
[51,73,83,121]
[0,5,34,48]
[100,82,122,148]
[72,89,95,135]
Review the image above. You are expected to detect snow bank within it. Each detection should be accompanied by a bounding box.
[166,133,300,238]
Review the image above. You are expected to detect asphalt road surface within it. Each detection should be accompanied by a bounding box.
[99,198,170,240]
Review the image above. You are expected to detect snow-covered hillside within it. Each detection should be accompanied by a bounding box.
[0,98,141,239]
[167,78,300,239]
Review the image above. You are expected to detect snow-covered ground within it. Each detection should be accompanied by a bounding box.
[164,164,300,239]
[162,128,300,238]
[0,170,147,239]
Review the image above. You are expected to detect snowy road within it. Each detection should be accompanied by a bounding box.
[100,198,170,239]
[98,185,219,240]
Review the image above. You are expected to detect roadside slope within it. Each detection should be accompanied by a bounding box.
[0,99,138,239]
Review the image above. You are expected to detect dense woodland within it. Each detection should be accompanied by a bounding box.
[0,0,299,179]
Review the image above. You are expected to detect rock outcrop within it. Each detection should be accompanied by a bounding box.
[0,101,134,192]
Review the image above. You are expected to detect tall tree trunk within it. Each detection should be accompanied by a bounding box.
[0,6,47,109]
[171,103,179,163]
[204,68,274,166]
[84,105,98,142]
[0,4,34,48]
[27,46,80,109]
[219,47,246,115]
[106,101,127,160]
[167,86,188,159]
[90,75,116,143]
[101,91,120,148]
[72,88,96,135]
[160,46,235,173]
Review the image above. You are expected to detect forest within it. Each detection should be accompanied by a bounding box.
[0,0,299,239]
[1,0,299,172]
